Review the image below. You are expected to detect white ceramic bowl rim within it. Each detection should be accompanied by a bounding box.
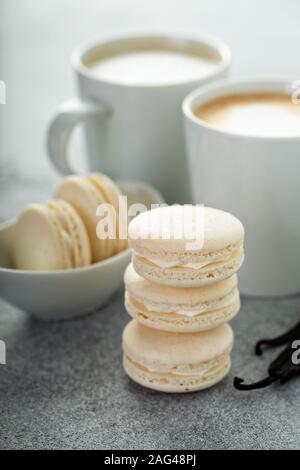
[71,31,231,89]
[182,76,300,140]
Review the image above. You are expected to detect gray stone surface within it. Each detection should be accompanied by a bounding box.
[1,0,300,450]
[1,286,300,450]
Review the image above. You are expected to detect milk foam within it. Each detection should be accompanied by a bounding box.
[89,50,217,86]
[195,92,300,136]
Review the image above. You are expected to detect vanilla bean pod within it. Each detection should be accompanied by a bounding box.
[255,320,300,355]
[234,319,300,391]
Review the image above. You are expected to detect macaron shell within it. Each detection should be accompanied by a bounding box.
[14,204,66,270]
[125,291,240,332]
[47,200,91,268]
[87,174,121,210]
[55,175,112,262]
[132,248,244,287]
[123,352,231,393]
[86,174,128,253]
[122,320,233,367]
[83,175,117,259]
[128,206,244,254]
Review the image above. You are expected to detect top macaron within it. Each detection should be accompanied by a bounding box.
[128,205,244,287]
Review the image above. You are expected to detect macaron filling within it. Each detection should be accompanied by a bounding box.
[124,347,231,375]
[124,357,230,391]
[133,242,243,271]
[133,249,244,286]
[125,287,239,318]
[131,242,242,265]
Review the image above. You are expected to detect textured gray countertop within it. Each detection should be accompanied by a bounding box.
[1,0,300,450]
[1,174,300,450]
[1,280,300,449]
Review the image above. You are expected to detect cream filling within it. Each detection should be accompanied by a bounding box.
[145,258,212,269]
[134,243,242,270]
[127,288,238,318]
[124,350,230,377]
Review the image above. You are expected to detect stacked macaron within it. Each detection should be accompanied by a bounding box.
[14,173,127,271]
[122,205,244,393]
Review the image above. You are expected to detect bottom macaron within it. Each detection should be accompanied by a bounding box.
[122,320,233,393]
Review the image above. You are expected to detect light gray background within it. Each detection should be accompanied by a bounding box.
[1,0,300,450]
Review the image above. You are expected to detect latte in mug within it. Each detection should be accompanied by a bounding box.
[194,92,300,136]
[87,48,219,86]
[47,34,231,204]
[183,79,300,296]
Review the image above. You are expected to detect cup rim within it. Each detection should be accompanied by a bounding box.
[182,76,300,140]
[71,31,231,89]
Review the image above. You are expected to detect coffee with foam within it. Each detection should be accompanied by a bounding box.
[194,92,300,136]
[88,49,218,86]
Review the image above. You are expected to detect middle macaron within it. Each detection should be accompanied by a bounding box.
[124,263,240,332]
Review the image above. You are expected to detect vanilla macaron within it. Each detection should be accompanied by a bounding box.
[123,319,233,392]
[128,205,244,287]
[55,173,127,263]
[14,200,91,270]
[124,263,240,332]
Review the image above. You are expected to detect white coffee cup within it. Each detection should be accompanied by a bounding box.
[183,78,300,297]
[46,33,231,203]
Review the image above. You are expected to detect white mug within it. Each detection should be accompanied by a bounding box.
[46,33,231,203]
[183,78,300,297]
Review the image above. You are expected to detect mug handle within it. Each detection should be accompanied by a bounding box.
[46,98,110,174]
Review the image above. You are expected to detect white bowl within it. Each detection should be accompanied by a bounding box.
[0,181,164,320]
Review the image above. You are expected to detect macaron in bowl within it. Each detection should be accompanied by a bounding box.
[0,180,164,320]
[55,173,128,262]
[14,200,91,270]
[0,199,129,320]
[122,319,234,393]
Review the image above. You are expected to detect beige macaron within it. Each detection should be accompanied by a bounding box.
[128,205,244,287]
[55,173,127,263]
[123,319,233,393]
[14,200,91,270]
[124,263,240,332]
